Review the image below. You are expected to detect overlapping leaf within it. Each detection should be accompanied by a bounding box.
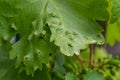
[10,34,55,74]
[0,47,51,80]
[106,0,120,45]
[0,0,56,74]
[0,0,110,74]
[47,0,109,56]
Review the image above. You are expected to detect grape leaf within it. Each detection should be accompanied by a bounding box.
[53,54,66,74]
[106,0,120,46]
[0,0,48,41]
[0,47,51,80]
[0,47,16,80]
[84,70,105,80]
[0,0,56,74]
[106,21,120,46]
[47,0,109,56]
[110,0,120,23]
[9,30,56,74]
[0,0,109,74]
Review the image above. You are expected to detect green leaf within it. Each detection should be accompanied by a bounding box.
[0,16,14,41]
[65,73,78,80]
[84,70,105,80]
[0,0,48,41]
[106,21,120,46]
[0,47,51,80]
[110,0,120,23]
[9,31,55,74]
[0,0,110,76]
[53,54,66,74]
[0,0,55,74]
[13,0,48,36]
[107,0,120,46]
[47,0,109,56]
[0,47,16,80]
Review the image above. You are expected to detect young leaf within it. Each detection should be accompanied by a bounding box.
[106,21,120,46]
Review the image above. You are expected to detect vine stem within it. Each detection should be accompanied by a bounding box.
[74,54,85,69]
[89,44,94,68]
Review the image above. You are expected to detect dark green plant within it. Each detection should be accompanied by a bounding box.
[0,0,120,80]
